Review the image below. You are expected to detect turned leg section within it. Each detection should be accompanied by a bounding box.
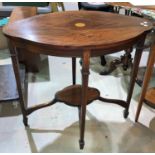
[135,44,155,122]
[8,42,28,126]
[79,50,90,149]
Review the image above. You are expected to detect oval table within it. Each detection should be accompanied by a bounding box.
[3,10,153,149]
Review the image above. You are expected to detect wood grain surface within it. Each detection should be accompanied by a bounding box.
[55,85,100,106]
[145,88,155,107]
[3,11,152,52]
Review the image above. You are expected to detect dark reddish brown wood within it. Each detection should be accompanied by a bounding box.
[135,44,155,122]
[55,85,100,106]
[3,9,153,149]
[145,88,155,108]
[3,11,152,56]
[98,97,127,108]
[125,34,147,118]
[8,42,28,126]
[79,50,90,149]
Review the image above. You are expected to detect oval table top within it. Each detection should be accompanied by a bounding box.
[3,11,153,53]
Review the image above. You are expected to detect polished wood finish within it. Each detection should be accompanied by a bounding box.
[3,9,153,149]
[145,88,155,108]
[3,11,152,54]
[98,96,127,108]
[125,35,147,117]
[8,7,41,72]
[79,50,90,149]
[55,85,100,106]
[135,44,155,122]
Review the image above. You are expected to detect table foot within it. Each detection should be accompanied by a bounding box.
[123,109,129,118]
[79,139,85,149]
[23,116,29,127]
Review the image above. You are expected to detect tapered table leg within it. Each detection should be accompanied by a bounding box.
[79,50,90,149]
[125,34,146,118]
[8,42,28,126]
[72,57,76,85]
[135,44,155,122]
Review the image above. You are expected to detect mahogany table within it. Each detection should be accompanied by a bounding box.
[3,9,153,149]
[135,44,155,122]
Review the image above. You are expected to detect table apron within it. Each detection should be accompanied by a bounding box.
[8,35,143,58]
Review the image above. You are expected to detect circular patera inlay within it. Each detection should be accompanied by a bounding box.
[74,22,86,27]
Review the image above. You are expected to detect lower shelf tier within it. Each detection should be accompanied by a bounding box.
[145,87,155,109]
[55,84,100,106]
